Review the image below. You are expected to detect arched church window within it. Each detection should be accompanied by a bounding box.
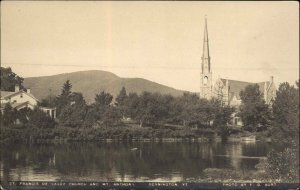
[204,76,208,85]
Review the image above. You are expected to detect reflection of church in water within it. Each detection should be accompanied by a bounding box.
[199,19,276,108]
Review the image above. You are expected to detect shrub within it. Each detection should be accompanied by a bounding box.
[263,146,299,183]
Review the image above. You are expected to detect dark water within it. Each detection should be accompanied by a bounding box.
[0,141,271,182]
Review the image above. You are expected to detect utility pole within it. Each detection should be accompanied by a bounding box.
[49,88,52,106]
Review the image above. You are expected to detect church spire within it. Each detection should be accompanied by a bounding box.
[200,17,212,100]
[202,17,210,73]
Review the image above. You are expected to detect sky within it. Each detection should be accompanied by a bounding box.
[1,1,299,92]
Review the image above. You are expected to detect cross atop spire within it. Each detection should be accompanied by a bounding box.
[201,17,210,73]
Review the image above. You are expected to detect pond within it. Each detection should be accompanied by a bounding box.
[0,141,272,182]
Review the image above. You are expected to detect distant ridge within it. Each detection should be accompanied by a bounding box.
[24,70,187,103]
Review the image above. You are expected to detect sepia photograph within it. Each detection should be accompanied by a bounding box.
[0,1,299,189]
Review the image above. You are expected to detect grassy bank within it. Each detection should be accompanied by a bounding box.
[0,124,219,144]
[201,168,282,183]
[0,123,275,144]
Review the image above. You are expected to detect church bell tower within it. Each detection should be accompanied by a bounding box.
[200,18,212,99]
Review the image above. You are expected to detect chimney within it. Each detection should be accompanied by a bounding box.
[270,76,274,83]
[15,84,20,92]
[27,88,31,94]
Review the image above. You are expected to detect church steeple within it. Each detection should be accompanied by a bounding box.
[202,17,210,73]
[200,17,212,99]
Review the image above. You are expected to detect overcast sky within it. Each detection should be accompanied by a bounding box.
[1,1,299,92]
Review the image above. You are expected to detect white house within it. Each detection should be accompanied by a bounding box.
[0,85,56,119]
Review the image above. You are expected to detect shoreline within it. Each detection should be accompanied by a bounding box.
[0,136,272,145]
[0,124,272,144]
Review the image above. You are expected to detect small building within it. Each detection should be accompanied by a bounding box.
[39,106,57,119]
[0,85,56,118]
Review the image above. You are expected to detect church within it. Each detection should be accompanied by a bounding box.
[199,18,276,108]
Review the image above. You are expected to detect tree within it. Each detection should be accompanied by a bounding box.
[212,99,235,140]
[134,92,154,127]
[85,91,121,127]
[260,81,299,183]
[0,110,2,127]
[160,94,175,123]
[94,91,113,107]
[213,80,228,106]
[167,96,183,124]
[133,92,172,127]
[56,80,73,115]
[124,92,140,120]
[177,93,201,127]
[116,87,128,106]
[272,82,299,141]
[2,103,17,125]
[0,67,24,91]
[115,87,128,118]
[17,107,32,124]
[61,80,72,96]
[102,106,121,127]
[196,98,217,127]
[38,95,56,107]
[239,84,272,132]
[59,92,88,128]
[83,106,98,128]
[264,147,299,183]
[28,108,56,128]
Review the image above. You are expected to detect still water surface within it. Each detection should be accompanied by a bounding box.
[0,141,271,182]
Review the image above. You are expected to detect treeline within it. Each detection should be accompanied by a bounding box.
[238,81,299,143]
[1,67,299,143]
[39,80,234,130]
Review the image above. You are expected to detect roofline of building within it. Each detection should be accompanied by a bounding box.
[39,106,56,110]
[0,90,39,102]
[218,77,271,85]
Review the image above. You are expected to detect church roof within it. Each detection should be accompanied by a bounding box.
[220,78,269,100]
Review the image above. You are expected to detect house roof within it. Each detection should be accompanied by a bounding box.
[0,90,39,102]
[0,91,16,98]
[220,78,269,100]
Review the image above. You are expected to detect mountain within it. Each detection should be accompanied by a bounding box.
[24,70,187,103]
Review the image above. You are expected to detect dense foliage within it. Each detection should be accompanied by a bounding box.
[263,147,299,183]
[1,77,235,141]
[272,82,299,141]
[1,105,56,129]
[239,84,272,132]
[259,81,299,183]
[1,67,298,146]
[34,80,234,130]
[2,103,17,126]
[0,67,25,91]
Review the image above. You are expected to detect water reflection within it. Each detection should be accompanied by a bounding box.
[0,141,271,182]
